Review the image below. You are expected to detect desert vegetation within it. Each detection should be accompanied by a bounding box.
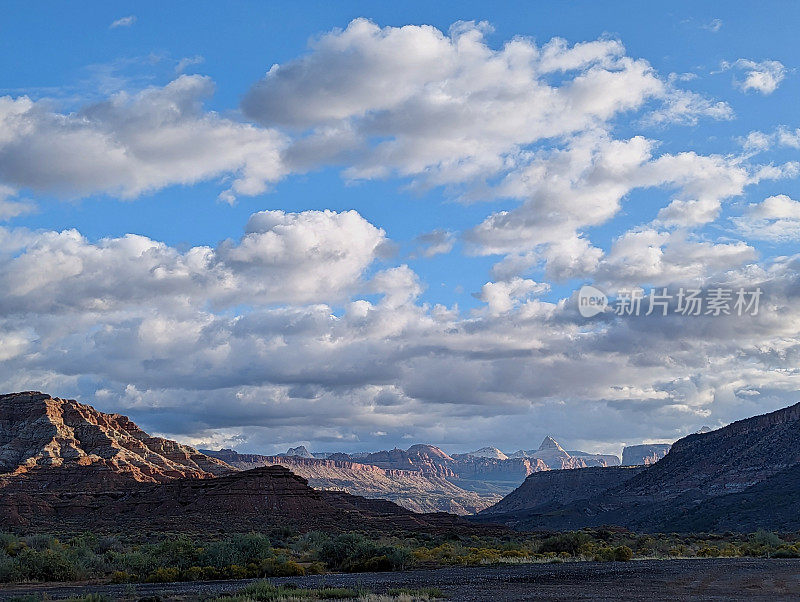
[0,528,799,586]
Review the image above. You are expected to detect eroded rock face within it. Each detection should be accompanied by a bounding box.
[0,392,233,484]
[621,443,672,466]
[202,449,502,514]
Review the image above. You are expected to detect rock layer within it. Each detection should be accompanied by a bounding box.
[0,392,232,484]
[203,449,501,514]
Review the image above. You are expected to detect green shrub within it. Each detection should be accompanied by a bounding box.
[613,546,633,561]
[15,548,78,582]
[145,567,180,583]
[592,547,615,562]
[772,547,800,559]
[538,532,591,556]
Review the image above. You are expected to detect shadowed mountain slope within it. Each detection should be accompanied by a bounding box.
[474,401,800,532]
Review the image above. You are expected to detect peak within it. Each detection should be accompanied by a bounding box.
[282,445,313,458]
[468,447,509,460]
[539,436,563,450]
[696,426,712,434]
[407,444,453,460]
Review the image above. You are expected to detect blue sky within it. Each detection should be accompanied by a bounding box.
[1,2,800,454]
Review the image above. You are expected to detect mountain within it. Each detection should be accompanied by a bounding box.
[621,443,672,466]
[0,392,487,534]
[279,445,314,458]
[202,448,500,514]
[508,436,620,469]
[466,447,509,460]
[329,445,457,478]
[476,401,800,532]
[327,444,549,497]
[0,391,232,485]
[480,466,645,519]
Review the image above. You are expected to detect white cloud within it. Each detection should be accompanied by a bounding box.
[0,185,34,221]
[644,87,732,126]
[594,228,756,287]
[741,126,800,153]
[175,55,205,74]
[476,278,550,315]
[0,209,386,314]
[0,76,287,203]
[464,132,754,278]
[110,16,137,29]
[243,19,723,196]
[722,59,787,94]
[733,195,800,242]
[412,229,455,258]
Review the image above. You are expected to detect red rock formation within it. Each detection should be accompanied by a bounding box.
[0,391,232,484]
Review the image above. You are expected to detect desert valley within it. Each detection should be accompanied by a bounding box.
[3,3,800,600]
[1,391,800,600]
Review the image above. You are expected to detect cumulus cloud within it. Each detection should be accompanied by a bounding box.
[463,132,760,279]
[0,76,287,203]
[722,59,788,94]
[243,19,724,197]
[0,209,386,314]
[3,19,800,453]
[3,238,798,452]
[475,278,550,315]
[741,126,800,153]
[732,195,800,242]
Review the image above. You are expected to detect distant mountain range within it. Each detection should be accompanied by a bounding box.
[203,436,626,514]
[7,389,785,535]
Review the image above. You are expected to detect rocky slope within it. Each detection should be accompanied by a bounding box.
[0,463,485,533]
[479,466,645,517]
[621,443,672,466]
[477,401,800,532]
[202,448,501,514]
[0,392,232,484]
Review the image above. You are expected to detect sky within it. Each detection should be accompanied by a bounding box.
[1,1,800,456]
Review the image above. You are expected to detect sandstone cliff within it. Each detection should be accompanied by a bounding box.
[202,448,501,514]
[0,392,232,484]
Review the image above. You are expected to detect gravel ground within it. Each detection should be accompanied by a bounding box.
[1,558,799,601]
